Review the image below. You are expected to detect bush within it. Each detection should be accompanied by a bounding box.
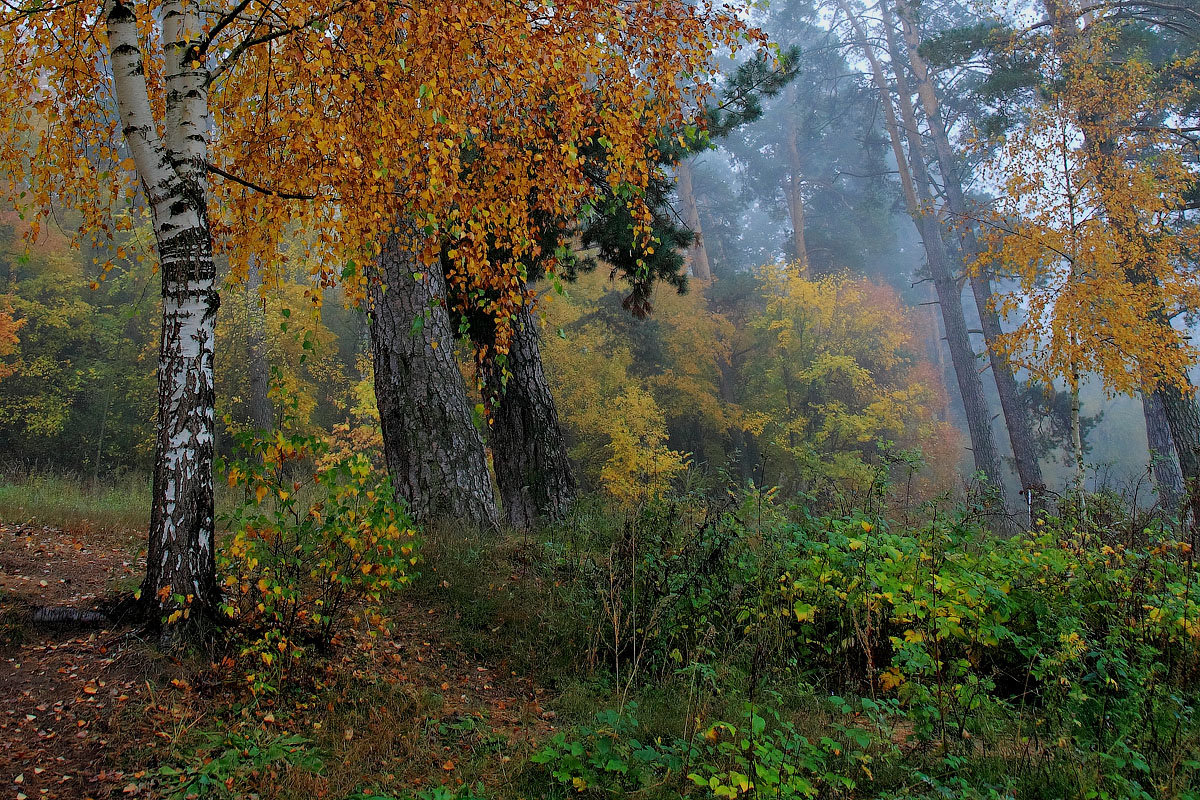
[520,486,1200,797]
[148,729,325,799]
[532,698,904,799]
[218,426,419,669]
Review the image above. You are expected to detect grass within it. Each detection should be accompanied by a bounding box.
[0,469,151,535]
[0,469,251,535]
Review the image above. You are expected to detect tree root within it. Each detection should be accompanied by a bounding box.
[29,606,112,628]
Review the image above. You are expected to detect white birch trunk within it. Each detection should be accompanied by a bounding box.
[105,0,220,627]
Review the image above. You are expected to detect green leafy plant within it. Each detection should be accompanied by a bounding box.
[347,788,488,800]
[218,418,419,671]
[531,703,685,794]
[529,483,1200,797]
[149,729,325,799]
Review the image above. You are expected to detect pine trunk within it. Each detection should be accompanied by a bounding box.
[1142,390,1184,510]
[480,304,576,528]
[919,216,1001,486]
[676,159,712,280]
[782,104,810,275]
[106,0,222,628]
[894,0,1044,505]
[1155,382,1200,530]
[369,231,499,528]
[871,9,1003,486]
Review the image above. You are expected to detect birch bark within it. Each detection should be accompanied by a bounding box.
[105,0,221,627]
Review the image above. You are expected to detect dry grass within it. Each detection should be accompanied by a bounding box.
[0,470,150,535]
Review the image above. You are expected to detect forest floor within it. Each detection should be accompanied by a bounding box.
[0,520,560,800]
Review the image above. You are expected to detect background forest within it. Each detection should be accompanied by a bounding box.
[0,0,1199,798]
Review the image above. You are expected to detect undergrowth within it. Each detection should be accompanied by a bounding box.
[85,466,1200,800]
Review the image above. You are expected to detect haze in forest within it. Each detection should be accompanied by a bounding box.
[0,0,1197,797]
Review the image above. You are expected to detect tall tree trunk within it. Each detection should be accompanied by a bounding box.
[245,259,273,430]
[1142,390,1184,510]
[843,2,1003,486]
[676,158,712,280]
[106,0,221,627]
[1155,384,1200,530]
[894,0,1046,509]
[1070,370,1084,500]
[479,303,576,528]
[782,102,810,275]
[369,230,499,528]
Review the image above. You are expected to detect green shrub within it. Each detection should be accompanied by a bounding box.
[218,427,419,670]
[525,486,1200,797]
[148,729,325,799]
[531,703,687,794]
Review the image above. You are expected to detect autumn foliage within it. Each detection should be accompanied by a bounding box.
[978,26,1200,396]
[0,0,761,354]
[541,264,957,504]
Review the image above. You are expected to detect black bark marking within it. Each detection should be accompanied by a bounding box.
[369,227,499,528]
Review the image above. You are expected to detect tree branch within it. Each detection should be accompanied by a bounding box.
[206,162,317,199]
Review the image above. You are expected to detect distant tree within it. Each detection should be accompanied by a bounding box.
[0,299,21,383]
[977,10,1200,502]
[727,0,896,279]
[891,0,1049,509]
[840,0,1004,487]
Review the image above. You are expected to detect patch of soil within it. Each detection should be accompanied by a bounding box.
[0,522,149,800]
[0,522,560,800]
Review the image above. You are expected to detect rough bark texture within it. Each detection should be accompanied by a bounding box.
[369,232,499,528]
[1155,383,1200,528]
[867,7,1003,486]
[1142,391,1184,509]
[106,0,221,625]
[895,0,1046,508]
[141,231,221,620]
[480,304,576,529]
[676,159,712,280]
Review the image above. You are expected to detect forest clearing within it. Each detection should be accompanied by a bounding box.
[0,0,1198,797]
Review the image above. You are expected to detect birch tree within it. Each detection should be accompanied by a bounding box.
[0,0,230,627]
[976,1,1200,512]
[2,0,760,631]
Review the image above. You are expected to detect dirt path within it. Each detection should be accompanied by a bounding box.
[0,523,558,800]
[0,523,149,800]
